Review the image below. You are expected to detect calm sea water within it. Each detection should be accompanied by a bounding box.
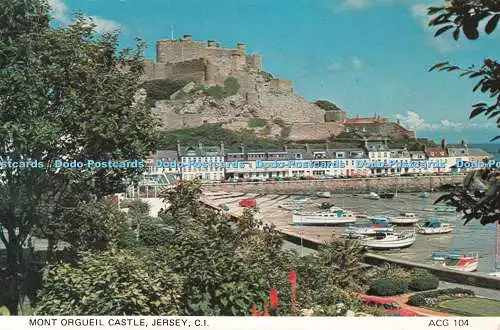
[329,193,498,274]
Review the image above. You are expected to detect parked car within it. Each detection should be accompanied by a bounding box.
[239,199,257,207]
[359,295,419,316]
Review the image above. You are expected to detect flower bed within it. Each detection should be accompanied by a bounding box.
[407,288,475,307]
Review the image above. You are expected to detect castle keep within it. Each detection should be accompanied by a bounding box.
[144,34,262,86]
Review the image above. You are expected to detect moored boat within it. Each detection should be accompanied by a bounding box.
[278,202,303,211]
[345,223,394,235]
[364,192,380,200]
[379,193,395,199]
[292,209,356,226]
[368,216,391,225]
[417,219,453,235]
[431,251,464,261]
[420,192,430,198]
[292,196,310,204]
[360,231,416,249]
[388,212,419,225]
[316,191,332,198]
[442,253,479,272]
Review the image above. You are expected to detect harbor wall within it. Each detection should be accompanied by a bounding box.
[363,253,500,291]
[202,175,464,194]
[280,228,500,290]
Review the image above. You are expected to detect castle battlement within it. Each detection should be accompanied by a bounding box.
[144,34,262,87]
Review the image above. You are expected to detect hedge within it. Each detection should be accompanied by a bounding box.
[368,278,409,296]
[408,269,439,291]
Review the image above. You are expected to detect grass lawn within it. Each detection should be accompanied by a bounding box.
[438,298,500,316]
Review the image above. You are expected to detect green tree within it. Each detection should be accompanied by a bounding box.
[427,0,500,225]
[0,0,159,313]
[35,249,182,315]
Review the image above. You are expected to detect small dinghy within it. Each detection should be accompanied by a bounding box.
[360,231,416,250]
[442,253,479,272]
[388,212,419,225]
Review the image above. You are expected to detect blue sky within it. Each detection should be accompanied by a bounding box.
[52,0,500,143]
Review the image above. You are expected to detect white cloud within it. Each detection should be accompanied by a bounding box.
[327,57,364,71]
[340,0,407,10]
[327,62,343,72]
[410,2,459,53]
[48,0,122,33]
[351,56,364,69]
[395,111,495,132]
[85,16,122,33]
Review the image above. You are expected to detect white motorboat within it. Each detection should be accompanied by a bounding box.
[388,212,419,225]
[360,231,416,249]
[368,216,391,225]
[364,192,380,200]
[488,271,500,277]
[417,219,453,235]
[316,191,332,198]
[442,253,479,272]
[345,223,394,235]
[292,209,356,226]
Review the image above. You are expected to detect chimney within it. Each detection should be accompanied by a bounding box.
[240,143,245,153]
[364,137,368,148]
[305,144,310,152]
[461,139,468,148]
[220,141,224,154]
[176,140,181,154]
[237,42,245,52]
[183,34,192,42]
[441,139,447,150]
[325,142,329,152]
[198,141,203,151]
[283,144,288,152]
[207,40,217,47]
[397,119,401,125]
[384,138,388,147]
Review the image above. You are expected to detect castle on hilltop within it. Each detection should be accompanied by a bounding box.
[143,34,291,93]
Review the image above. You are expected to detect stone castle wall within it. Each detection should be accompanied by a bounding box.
[143,59,207,83]
[269,78,293,94]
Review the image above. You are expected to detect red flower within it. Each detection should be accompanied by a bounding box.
[288,270,297,285]
[263,301,269,316]
[251,304,261,316]
[269,288,279,309]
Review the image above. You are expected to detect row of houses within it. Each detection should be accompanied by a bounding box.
[145,139,492,182]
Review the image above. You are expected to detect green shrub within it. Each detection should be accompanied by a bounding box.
[205,85,226,100]
[407,294,426,306]
[223,77,240,95]
[280,126,291,138]
[261,71,273,81]
[408,269,439,291]
[138,219,173,247]
[248,118,267,128]
[375,264,412,285]
[368,278,408,296]
[314,100,340,111]
[141,79,187,107]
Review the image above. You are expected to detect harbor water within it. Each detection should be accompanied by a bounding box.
[308,192,498,274]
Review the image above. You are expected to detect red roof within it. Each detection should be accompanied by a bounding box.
[425,147,447,157]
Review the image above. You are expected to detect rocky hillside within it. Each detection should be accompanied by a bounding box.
[146,72,343,141]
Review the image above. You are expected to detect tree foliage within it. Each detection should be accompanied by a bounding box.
[0,0,159,314]
[428,0,500,225]
[35,249,183,315]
